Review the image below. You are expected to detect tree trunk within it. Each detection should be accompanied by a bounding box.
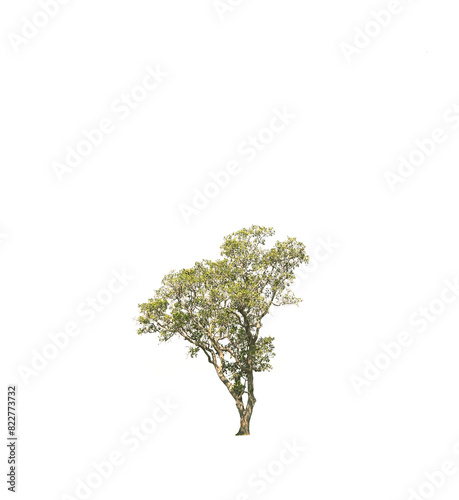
[235,363,256,436]
[236,411,251,435]
[235,395,255,436]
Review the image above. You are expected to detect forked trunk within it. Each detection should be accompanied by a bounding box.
[236,414,251,435]
[235,364,256,435]
[235,396,255,436]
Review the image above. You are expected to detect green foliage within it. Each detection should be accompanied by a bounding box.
[137,225,308,394]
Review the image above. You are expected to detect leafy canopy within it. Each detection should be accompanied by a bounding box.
[137,225,308,396]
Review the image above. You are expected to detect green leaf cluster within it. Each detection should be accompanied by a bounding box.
[137,225,308,396]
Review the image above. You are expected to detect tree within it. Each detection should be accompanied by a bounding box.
[137,225,308,435]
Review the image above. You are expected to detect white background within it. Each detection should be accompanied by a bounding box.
[2,1,459,499]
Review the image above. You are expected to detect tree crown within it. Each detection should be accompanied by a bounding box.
[137,225,308,392]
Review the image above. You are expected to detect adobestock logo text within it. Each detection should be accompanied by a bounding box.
[51,65,168,183]
[384,101,459,192]
[7,0,72,54]
[178,106,295,223]
[17,268,134,385]
[213,0,248,21]
[223,439,306,500]
[340,0,419,64]
[61,397,178,500]
[350,277,459,395]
